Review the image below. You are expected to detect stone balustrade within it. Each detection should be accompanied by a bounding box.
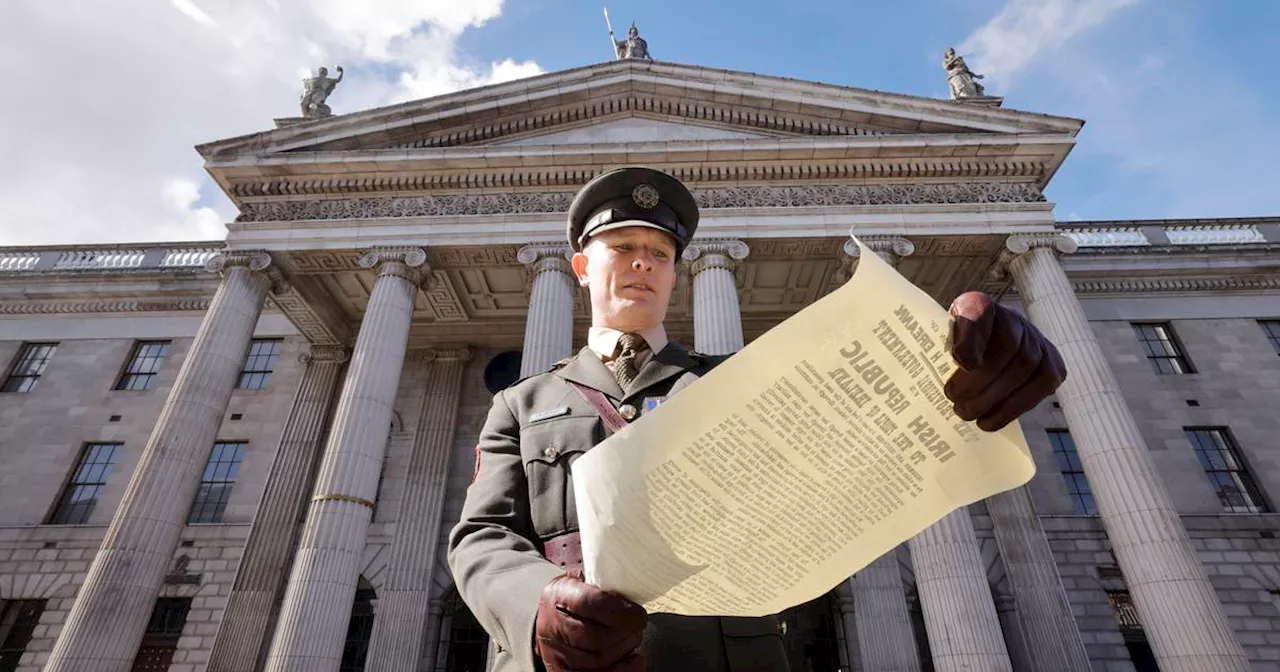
[0,243,223,272]
[1060,219,1279,248]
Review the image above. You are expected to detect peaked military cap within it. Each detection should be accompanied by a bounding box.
[566,167,699,253]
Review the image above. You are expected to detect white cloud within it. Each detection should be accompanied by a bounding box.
[0,0,542,246]
[960,0,1140,88]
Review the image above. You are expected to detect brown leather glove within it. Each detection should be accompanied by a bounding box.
[535,571,647,672]
[945,292,1067,431]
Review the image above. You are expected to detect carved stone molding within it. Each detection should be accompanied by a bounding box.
[236,182,1046,222]
[409,346,475,364]
[268,279,352,346]
[1066,276,1280,295]
[991,234,1077,279]
[683,239,750,277]
[517,244,574,277]
[0,298,211,315]
[300,345,350,364]
[358,246,430,286]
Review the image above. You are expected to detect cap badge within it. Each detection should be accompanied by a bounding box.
[632,183,660,210]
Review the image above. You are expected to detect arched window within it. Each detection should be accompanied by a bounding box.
[340,577,376,672]
[436,590,489,672]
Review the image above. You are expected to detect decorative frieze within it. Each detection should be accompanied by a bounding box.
[236,182,1046,222]
[0,298,212,315]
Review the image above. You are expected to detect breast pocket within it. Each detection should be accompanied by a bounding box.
[521,415,602,539]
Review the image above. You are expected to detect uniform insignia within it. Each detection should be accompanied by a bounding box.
[632,183,660,209]
[530,406,571,423]
[643,396,666,412]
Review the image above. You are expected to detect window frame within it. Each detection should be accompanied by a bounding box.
[1260,320,1280,356]
[1131,322,1195,375]
[47,442,123,525]
[2,342,58,393]
[1047,429,1097,515]
[0,599,47,672]
[187,441,247,524]
[237,338,283,390]
[1184,427,1269,513]
[114,340,172,391]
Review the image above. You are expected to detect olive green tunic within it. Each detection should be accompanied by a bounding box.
[448,342,788,672]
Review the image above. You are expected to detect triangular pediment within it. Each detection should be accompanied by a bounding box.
[480,114,778,145]
[199,59,1082,160]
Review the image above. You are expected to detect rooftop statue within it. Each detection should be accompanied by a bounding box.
[301,65,344,119]
[943,47,985,100]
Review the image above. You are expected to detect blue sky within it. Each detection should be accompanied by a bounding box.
[2,0,1277,245]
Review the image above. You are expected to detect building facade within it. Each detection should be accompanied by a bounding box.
[1,59,1279,672]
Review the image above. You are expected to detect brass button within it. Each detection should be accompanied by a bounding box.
[619,404,638,420]
[543,446,560,459]
[778,620,788,636]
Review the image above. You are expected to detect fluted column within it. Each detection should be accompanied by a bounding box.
[835,581,861,672]
[208,345,350,672]
[264,247,428,672]
[986,486,1091,671]
[518,244,575,377]
[366,347,472,671]
[47,252,277,672]
[1003,235,1249,671]
[838,236,923,672]
[684,239,749,355]
[909,510,1013,672]
[854,553,922,672]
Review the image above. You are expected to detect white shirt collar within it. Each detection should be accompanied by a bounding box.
[587,325,669,360]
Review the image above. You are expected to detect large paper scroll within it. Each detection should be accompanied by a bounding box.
[571,238,1036,617]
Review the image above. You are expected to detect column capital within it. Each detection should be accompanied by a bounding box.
[299,345,350,365]
[359,246,431,286]
[834,235,914,284]
[517,243,573,276]
[206,250,288,292]
[682,239,749,276]
[991,234,1078,279]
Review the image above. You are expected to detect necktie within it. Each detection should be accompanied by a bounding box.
[612,332,649,391]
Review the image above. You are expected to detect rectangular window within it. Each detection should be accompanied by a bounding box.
[1185,428,1268,513]
[238,339,283,390]
[1132,323,1193,374]
[2,343,57,393]
[0,599,46,672]
[188,442,246,524]
[1048,429,1097,515]
[1261,320,1280,356]
[48,443,123,525]
[115,341,171,391]
[130,598,191,671]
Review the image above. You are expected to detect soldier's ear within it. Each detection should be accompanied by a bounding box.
[570,252,590,286]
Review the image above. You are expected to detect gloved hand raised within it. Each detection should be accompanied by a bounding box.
[535,571,648,672]
[945,291,1067,431]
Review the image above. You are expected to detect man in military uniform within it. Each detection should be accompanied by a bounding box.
[449,167,1067,672]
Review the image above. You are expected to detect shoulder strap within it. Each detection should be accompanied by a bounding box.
[566,381,629,433]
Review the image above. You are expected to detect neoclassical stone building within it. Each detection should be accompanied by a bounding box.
[1,59,1279,672]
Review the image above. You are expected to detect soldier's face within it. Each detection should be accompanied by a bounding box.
[572,227,677,331]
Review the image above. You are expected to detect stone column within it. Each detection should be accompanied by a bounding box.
[263,247,429,672]
[1002,234,1250,671]
[854,553,922,672]
[834,580,861,672]
[839,236,923,672]
[366,347,472,672]
[683,240,749,355]
[909,510,1013,672]
[47,252,276,672]
[208,345,349,672]
[986,486,1091,671]
[518,244,575,377]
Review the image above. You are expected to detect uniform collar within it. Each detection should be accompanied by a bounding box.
[556,339,697,402]
[587,325,668,360]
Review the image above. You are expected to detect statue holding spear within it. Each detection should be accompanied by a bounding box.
[605,9,652,60]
